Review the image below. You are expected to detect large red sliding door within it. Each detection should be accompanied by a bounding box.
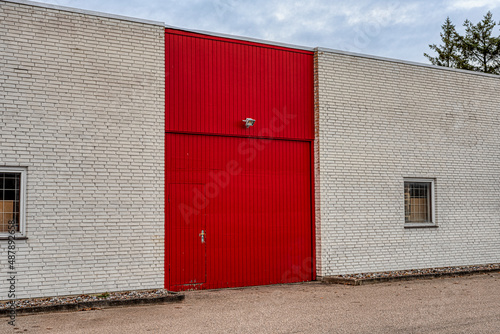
[166,134,312,290]
[165,29,315,291]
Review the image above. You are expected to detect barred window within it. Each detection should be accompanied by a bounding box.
[0,168,26,236]
[404,179,434,224]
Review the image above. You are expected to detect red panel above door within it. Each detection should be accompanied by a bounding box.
[165,29,314,140]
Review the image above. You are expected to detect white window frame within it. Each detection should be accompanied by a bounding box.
[404,178,436,228]
[0,167,27,238]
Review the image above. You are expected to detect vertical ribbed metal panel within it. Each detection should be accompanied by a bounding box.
[166,134,312,290]
[165,29,314,140]
[165,29,315,291]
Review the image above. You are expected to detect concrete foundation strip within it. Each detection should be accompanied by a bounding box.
[322,267,500,285]
[0,293,184,317]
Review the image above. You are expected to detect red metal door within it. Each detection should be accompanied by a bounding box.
[165,29,315,291]
[166,134,312,290]
[169,183,206,288]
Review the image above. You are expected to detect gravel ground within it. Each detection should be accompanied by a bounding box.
[2,264,498,311]
[2,272,499,334]
[0,289,171,310]
[330,263,500,279]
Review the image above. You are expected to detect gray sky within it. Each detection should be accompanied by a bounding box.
[34,0,500,63]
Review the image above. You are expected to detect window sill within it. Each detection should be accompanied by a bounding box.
[0,236,28,240]
[404,223,438,229]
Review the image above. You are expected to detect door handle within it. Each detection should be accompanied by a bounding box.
[199,230,206,244]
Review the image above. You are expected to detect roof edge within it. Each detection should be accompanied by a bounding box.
[4,0,498,79]
[316,47,500,79]
[1,0,165,26]
[165,24,315,52]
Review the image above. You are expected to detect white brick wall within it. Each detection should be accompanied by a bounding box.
[315,49,500,276]
[0,1,165,298]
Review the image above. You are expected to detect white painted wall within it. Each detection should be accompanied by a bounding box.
[0,0,165,299]
[315,49,500,276]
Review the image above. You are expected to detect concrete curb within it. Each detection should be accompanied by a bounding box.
[322,268,500,286]
[0,293,184,317]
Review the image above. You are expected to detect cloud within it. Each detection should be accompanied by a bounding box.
[344,2,422,26]
[448,0,500,10]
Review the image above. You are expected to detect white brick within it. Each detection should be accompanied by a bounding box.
[0,1,165,299]
[315,50,500,276]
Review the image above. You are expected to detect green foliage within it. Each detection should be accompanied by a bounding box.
[461,12,500,74]
[96,292,110,299]
[425,12,500,74]
[424,17,462,68]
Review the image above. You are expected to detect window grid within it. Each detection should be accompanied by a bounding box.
[0,173,21,233]
[404,181,432,223]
